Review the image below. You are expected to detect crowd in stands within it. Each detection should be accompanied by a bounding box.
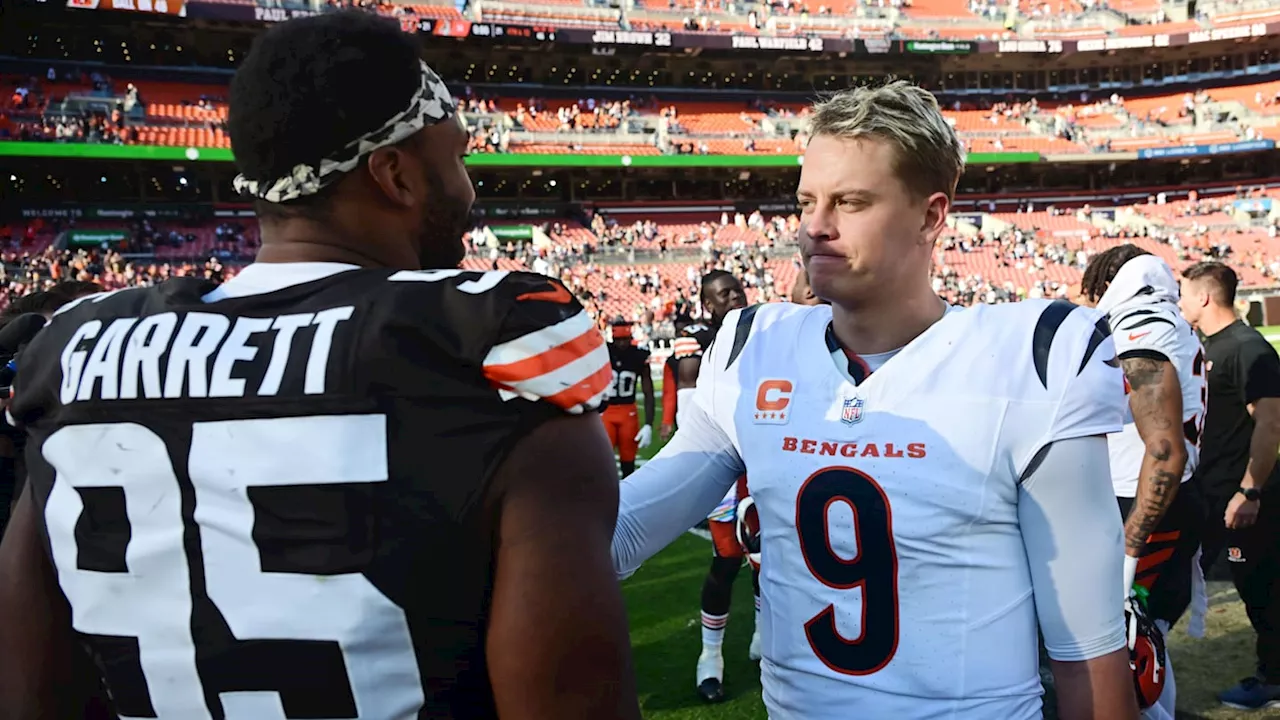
[4,110,130,145]
[9,68,1278,158]
[0,245,230,305]
[6,181,1280,340]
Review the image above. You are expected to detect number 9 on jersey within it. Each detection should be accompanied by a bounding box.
[795,466,900,676]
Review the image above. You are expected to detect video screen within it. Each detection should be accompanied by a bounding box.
[66,0,186,17]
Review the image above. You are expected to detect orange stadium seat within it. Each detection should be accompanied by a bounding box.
[17,77,1280,159]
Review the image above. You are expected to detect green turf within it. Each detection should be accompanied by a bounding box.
[622,534,767,718]
[622,400,768,717]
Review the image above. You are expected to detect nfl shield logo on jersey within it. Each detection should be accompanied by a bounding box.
[841,396,864,425]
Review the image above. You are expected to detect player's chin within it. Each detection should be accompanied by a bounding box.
[808,262,867,304]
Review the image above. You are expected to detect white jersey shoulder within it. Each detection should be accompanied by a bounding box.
[694,302,811,388]
[960,300,1128,474]
[1106,301,1206,496]
[700,299,1127,476]
[1111,302,1193,360]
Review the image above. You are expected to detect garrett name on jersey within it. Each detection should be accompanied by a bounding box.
[31,270,613,413]
[58,307,351,403]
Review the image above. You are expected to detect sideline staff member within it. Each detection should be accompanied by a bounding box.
[1179,261,1280,710]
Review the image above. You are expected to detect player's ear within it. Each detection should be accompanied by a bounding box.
[364,145,419,209]
[920,191,949,245]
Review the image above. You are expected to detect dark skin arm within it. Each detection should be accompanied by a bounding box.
[640,368,655,432]
[1119,356,1188,555]
[1050,650,1140,720]
[676,356,700,391]
[485,413,641,720]
[0,483,76,720]
[659,363,677,440]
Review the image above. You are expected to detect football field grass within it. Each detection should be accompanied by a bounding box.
[621,387,1278,719]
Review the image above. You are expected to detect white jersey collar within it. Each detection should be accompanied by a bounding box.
[202,262,361,302]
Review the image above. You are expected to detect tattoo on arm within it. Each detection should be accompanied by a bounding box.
[1121,357,1165,392]
[1126,465,1180,553]
[1119,357,1187,553]
[1122,357,1176,432]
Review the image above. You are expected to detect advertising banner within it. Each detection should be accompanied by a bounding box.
[69,0,185,16]
[67,229,129,247]
[157,2,1280,57]
[1136,139,1275,159]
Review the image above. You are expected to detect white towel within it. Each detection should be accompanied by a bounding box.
[1096,253,1181,317]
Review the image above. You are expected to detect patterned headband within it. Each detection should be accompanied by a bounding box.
[232,60,456,204]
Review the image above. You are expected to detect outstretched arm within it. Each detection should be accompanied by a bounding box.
[1020,436,1138,720]
[613,399,743,579]
[1119,355,1187,564]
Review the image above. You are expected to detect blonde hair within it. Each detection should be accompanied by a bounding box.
[808,80,965,201]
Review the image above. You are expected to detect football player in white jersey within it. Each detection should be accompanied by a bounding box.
[1079,245,1209,719]
[612,80,1139,720]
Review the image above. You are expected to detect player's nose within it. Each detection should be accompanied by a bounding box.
[802,208,837,246]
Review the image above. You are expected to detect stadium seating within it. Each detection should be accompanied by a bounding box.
[7,77,1275,159]
[406,0,1279,40]
[8,180,1277,318]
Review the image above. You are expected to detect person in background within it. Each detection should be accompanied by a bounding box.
[602,320,655,478]
[790,260,826,306]
[1179,261,1280,711]
[671,271,757,704]
[659,313,693,442]
[1080,246,1207,719]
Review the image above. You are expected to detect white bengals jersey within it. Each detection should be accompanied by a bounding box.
[693,300,1126,719]
[1107,302,1206,497]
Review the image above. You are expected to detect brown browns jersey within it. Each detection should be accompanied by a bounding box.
[9,266,610,720]
[604,343,651,406]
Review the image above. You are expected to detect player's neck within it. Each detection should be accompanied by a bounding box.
[828,288,946,356]
[256,221,418,269]
[1196,307,1239,337]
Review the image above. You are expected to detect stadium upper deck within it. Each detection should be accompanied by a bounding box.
[116,0,1280,43]
[7,74,1280,159]
[7,0,1280,166]
[7,0,1280,319]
